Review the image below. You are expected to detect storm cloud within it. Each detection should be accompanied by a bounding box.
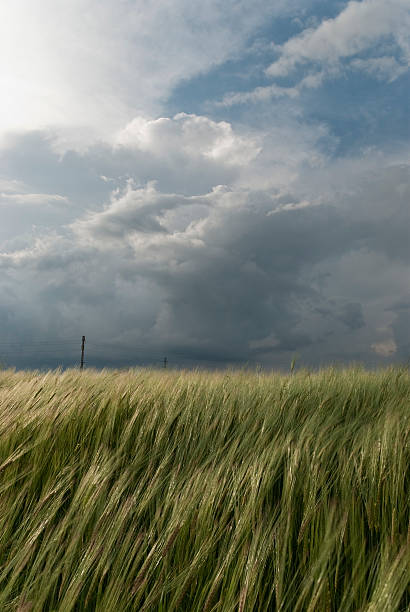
[0,1,409,369]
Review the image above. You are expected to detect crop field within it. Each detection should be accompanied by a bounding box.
[0,366,409,611]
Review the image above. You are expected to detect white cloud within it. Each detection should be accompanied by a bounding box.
[72,180,215,247]
[219,70,329,106]
[116,113,261,166]
[0,234,66,267]
[115,111,330,194]
[0,192,68,207]
[219,84,300,107]
[350,56,408,81]
[266,198,321,215]
[0,0,298,149]
[266,0,410,80]
[216,0,409,107]
[0,178,26,193]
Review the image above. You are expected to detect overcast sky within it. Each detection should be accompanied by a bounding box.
[0,0,409,370]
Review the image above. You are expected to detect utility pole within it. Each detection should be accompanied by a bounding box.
[163,356,167,369]
[80,335,86,370]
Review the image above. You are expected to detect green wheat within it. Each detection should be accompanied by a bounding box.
[0,365,408,611]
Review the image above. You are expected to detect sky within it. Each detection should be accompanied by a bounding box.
[0,0,409,370]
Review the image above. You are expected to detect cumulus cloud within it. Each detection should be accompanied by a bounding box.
[73,180,218,246]
[266,0,410,80]
[0,93,408,369]
[2,112,328,199]
[116,114,261,166]
[1,132,409,369]
[220,0,410,107]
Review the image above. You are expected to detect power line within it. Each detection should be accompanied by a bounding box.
[0,335,244,370]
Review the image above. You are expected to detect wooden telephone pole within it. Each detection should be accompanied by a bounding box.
[80,336,86,370]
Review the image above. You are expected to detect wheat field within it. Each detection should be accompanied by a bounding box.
[0,366,409,611]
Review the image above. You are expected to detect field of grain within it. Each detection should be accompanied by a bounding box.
[0,366,409,611]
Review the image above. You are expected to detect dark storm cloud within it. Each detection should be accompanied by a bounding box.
[0,123,409,370]
[384,296,410,361]
[391,309,410,361]
[1,0,409,372]
[336,303,365,331]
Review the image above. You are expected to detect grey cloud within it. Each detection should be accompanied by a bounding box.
[0,125,250,200]
[313,302,366,331]
[386,296,410,312]
[1,129,410,370]
[332,165,410,264]
[73,183,217,244]
[392,310,410,361]
[0,132,112,204]
[384,296,410,361]
[336,302,365,330]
